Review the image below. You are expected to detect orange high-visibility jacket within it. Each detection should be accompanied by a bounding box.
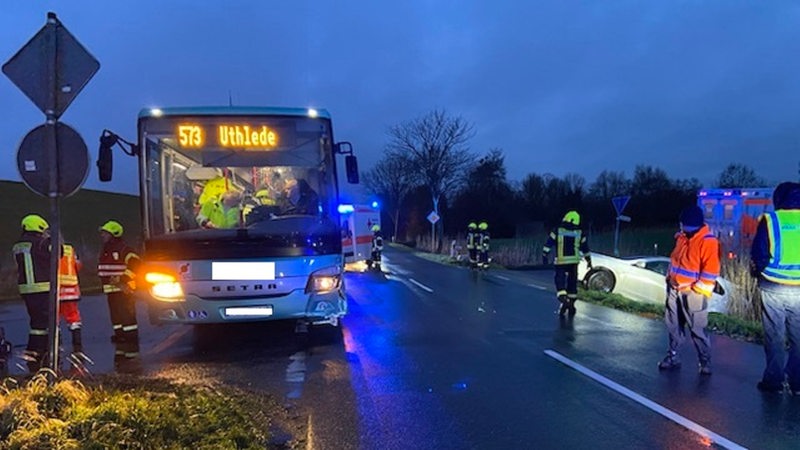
[58,244,81,301]
[668,224,721,297]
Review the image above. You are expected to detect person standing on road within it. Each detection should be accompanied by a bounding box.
[542,211,592,316]
[659,205,720,375]
[370,224,384,270]
[12,214,52,369]
[478,222,491,271]
[98,221,141,344]
[466,222,479,269]
[751,181,800,393]
[58,242,87,360]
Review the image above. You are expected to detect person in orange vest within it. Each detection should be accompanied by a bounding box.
[659,205,720,375]
[58,242,87,361]
[98,221,141,344]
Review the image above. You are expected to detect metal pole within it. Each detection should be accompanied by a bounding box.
[45,12,61,375]
[613,217,620,257]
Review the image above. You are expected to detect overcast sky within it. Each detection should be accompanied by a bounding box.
[2,1,799,196]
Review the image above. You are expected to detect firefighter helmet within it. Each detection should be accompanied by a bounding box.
[563,211,581,226]
[21,214,49,233]
[100,220,124,237]
[371,224,381,232]
[468,222,477,230]
[478,222,488,231]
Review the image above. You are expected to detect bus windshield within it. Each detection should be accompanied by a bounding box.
[140,114,338,237]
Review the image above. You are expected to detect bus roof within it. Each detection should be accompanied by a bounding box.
[137,106,331,120]
[698,188,774,197]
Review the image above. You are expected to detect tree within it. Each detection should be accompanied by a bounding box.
[362,155,416,242]
[386,109,476,246]
[450,149,517,237]
[589,170,630,199]
[715,163,766,188]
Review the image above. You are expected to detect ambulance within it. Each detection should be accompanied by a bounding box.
[697,188,774,258]
[339,203,381,266]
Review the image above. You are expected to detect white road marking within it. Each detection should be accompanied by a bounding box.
[544,349,748,450]
[528,283,549,290]
[494,275,511,281]
[409,278,434,293]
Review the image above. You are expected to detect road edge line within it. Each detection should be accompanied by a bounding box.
[544,349,748,450]
[408,278,434,293]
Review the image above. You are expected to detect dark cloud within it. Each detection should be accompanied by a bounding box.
[2,1,799,196]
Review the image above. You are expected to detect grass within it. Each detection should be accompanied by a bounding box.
[0,371,281,449]
[0,181,141,300]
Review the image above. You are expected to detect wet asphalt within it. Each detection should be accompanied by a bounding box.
[1,245,799,449]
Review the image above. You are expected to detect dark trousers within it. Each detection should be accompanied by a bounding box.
[554,264,578,299]
[22,292,49,355]
[468,248,478,265]
[107,292,138,341]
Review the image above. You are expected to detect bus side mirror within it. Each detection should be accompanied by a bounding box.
[345,155,359,184]
[97,136,114,182]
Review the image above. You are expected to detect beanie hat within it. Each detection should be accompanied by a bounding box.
[679,205,704,231]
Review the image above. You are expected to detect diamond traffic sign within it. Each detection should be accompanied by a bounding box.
[17,122,89,197]
[427,211,440,224]
[612,196,630,215]
[2,13,99,118]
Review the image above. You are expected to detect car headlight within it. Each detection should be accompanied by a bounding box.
[306,266,342,294]
[145,271,185,301]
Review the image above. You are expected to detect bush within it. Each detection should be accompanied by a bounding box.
[0,373,271,450]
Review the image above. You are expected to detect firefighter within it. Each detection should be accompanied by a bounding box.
[478,222,491,271]
[466,222,478,269]
[12,214,52,368]
[751,182,800,393]
[370,224,384,270]
[659,205,720,375]
[542,211,591,316]
[98,221,141,344]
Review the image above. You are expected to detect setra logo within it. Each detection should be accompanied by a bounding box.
[211,283,278,293]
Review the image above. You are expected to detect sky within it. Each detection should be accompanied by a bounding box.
[2,1,800,196]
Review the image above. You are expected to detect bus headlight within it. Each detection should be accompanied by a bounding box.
[306,266,342,294]
[145,272,185,301]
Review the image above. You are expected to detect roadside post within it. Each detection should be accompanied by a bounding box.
[3,12,99,374]
[427,211,440,251]
[611,196,631,257]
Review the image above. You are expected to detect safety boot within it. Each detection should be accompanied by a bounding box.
[658,352,681,370]
[557,295,569,316]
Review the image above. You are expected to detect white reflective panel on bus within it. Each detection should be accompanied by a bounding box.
[212,262,276,280]
[224,306,274,317]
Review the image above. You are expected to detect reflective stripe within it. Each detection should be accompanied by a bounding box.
[125,253,140,264]
[122,325,138,332]
[557,290,567,296]
[68,322,82,330]
[98,264,126,270]
[763,211,800,284]
[123,269,136,278]
[113,324,122,330]
[29,328,48,336]
[98,271,123,277]
[103,285,122,293]
[19,282,50,294]
[671,267,699,278]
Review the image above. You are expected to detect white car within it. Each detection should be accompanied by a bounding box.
[577,252,731,313]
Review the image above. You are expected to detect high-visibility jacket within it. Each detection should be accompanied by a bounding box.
[668,224,720,297]
[543,222,589,265]
[466,231,478,250]
[479,232,490,252]
[762,210,800,285]
[98,238,140,294]
[13,231,51,295]
[58,244,81,301]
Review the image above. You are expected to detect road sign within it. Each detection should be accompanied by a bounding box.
[612,196,630,215]
[2,13,99,118]
[427,211,440,224]
[17,122,89,197]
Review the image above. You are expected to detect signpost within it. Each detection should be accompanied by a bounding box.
[427,211,440,250]
[3,12,99,374]
[612,196,631,256]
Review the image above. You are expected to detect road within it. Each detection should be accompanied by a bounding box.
[1,245,799,449]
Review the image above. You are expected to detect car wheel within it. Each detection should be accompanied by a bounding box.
[586,269,616,293]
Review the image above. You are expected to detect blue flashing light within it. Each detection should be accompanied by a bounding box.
[371,201,379,209]
[338,204,354,214]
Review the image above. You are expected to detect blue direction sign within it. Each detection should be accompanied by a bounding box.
[612,195,630,215]
[2,13,99,118]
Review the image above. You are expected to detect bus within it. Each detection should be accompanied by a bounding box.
[97,106,359,329]
[698,187,774,258]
